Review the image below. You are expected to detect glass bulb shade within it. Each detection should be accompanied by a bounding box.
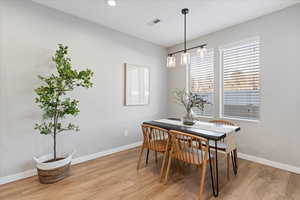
[197,47,207,58]
[106,0,116,6]
[166,56,176,68]
[181,52,190,65]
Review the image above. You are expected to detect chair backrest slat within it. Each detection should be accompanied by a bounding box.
[209,120,235,126]
[141,124,169,152]
[209,119,237,148]
[169,130,209,166]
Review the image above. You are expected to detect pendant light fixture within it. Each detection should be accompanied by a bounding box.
[167,8,207,68]
[197,46,207,58]
[166,55,176,67]
[180,8,190,65]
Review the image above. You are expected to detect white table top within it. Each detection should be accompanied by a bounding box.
[153,119,239,135]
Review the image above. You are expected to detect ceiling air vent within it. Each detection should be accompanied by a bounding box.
[147,18,161,26]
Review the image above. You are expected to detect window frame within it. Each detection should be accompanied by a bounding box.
[219,37,261,121]
[189,48,215,118]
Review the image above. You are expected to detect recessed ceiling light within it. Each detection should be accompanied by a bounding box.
[106,0,116,7]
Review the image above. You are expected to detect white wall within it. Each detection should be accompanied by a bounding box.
[168,4,300,168]
[0,0,168,177]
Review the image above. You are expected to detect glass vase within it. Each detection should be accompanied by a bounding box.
[182,110,195,126]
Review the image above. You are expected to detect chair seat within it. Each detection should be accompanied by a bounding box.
[208,141,227,151]
[173,149,211,165]
[146,139,169,152]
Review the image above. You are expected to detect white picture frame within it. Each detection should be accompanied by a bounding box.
[124,63,150,106]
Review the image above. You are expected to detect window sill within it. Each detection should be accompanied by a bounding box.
[194,115,214,120]
[221,117,260,123]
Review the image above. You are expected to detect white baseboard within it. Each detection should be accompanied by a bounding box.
[2,144,299,185]
[0,141,142,185]
[0,169,38,185]
[238,153,300,174]
[71,141,142,165]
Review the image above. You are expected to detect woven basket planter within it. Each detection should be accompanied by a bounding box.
[34,152,74,184]
[37,162,70,184]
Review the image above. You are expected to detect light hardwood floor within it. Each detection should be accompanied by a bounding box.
[1,147,300,200]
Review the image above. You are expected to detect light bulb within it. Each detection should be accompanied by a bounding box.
[167,55,176,68]
[106,0,116,7]
[181,52,190,65]
[197,46,207,58]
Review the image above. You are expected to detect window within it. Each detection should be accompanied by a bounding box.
[220,38,260,120]
[190,49,214,117]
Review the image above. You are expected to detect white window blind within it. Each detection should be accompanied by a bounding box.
[190,49,214,116]
[221,39,260,120]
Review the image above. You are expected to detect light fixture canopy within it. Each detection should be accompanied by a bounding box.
[106,0,116,7]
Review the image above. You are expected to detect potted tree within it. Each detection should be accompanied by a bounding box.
[33,44,93,184]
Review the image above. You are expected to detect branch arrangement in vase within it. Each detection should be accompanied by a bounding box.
[173,89,210,125]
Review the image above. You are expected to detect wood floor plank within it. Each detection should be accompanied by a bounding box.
[0,147,299,200]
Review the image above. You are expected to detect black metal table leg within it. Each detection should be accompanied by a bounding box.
[208,139,219,197]
[208,145,216,196]
[214,140,219,197]
[146,149,149,165]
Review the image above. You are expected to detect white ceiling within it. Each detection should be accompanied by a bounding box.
[31,0,299,47]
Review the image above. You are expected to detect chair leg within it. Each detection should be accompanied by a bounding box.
[177,160,184,174]
[145,149,150,165]
[164,154,173,184]
[234,148,238,169]
[231,150,238,176]
[199,162,207,200]
[155,151,158,164]
[160,151,168,182]
[174,159,179,173]
[227,153,230,181]
[137,145,145,170]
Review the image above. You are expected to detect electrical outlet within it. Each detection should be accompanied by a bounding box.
[124,130,129,137]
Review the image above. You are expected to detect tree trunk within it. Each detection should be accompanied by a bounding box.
[53,132,57,160]
[53,97,59,161]
[53,113,58,161]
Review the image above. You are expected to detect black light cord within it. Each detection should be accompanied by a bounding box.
[184,12,187,53]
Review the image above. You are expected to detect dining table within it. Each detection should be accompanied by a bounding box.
[143,118,241,197]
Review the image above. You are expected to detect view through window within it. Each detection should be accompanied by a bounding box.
[221,39,260,120]
[190,49,214,116]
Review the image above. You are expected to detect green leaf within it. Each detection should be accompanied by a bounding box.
[34,44,94,137]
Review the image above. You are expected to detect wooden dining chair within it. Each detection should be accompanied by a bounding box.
[209,120,238,181]
[163,130,212,200]
[137,124,171,176]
